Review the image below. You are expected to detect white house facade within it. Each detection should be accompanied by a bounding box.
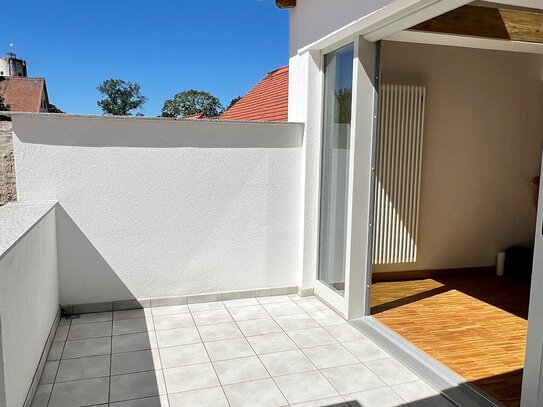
[285,1,543,406]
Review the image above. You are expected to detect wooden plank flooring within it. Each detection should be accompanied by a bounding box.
[371,273,530,407]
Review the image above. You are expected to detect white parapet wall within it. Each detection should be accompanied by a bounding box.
[11,114,304,306]
[0,202,59,407]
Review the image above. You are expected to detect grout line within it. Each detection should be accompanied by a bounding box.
[107,314,113,404]
[43,295,403,407]
[150,323,169,407]
[263,299,357,404]
[222,302,289,405]
[189,305,232,407]
[45,318,71,407]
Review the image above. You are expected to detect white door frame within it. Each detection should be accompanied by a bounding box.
[306,0,543,404]
[313,36,380,320]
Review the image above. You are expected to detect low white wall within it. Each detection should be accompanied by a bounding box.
[12,115,304,305]
[377,41,543,272]
[0,203,58,407]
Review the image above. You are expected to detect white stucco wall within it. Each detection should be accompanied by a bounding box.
[289,0,395,55]
[288,0,395,292]
[0,203,58,407]
[12,115,303,305]
[377,41,543,272]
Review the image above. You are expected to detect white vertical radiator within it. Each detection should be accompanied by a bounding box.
[372,84,426,264]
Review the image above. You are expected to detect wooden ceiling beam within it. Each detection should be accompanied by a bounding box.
[410,5,543,44]
[276,0,296,9]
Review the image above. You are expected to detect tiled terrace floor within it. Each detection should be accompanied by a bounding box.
[32,295,455,407]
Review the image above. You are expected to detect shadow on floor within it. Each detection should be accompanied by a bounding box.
[470,369,524,407]
[371,271,530,319]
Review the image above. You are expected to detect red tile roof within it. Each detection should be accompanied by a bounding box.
[220,66,288,122]
[0,77,48,113]
[182,112,207,120]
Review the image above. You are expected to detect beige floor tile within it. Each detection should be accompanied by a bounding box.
[113,317,154,335]
[153,313,194,330]
[302,344,358,369]
[67,321,112,340]
[163,363,219,393]
[168,387,229,407]
[151,305,190,316]
[155,327,201,348]
[110,370,166,402]
[237,318,282,337]
[287,327,337,348]
[62,337,111,359]
[274,314,319,331]
[274,371,339,404]
[259,349,316,376]
[56,355,110,382]
[197,322,243,342]
[192,309,233,325]
[112,331,158,353]
[160,343,209,368]
[321,363,386,394]
[49,377,109,407]
[247,332,297,354]
[228,305,269,321]
[262,301,305,317]
[111,349,162,375]
[213,355,269,385]
[364,358,420,386]
[223,378,288,407]
[204,337,254,361]
[343,387,406,407]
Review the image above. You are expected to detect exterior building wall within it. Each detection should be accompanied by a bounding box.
[289,0,395,55]
[0,121,15,206]
[0,55,27,78]
[12,115,304,305]
[0,204,58,407]
[288,0,394,293]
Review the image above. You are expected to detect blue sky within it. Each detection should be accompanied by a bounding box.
[5,0,289,116]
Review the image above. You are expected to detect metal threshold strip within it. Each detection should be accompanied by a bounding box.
[351,316,505,407]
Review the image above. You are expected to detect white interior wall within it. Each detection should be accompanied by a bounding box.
[376,41,543,272]
[0,205,58,407]
[12,116,303,305]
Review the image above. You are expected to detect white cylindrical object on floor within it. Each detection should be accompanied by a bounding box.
[497,251,506,276]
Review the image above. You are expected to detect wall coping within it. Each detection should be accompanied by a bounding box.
[0,202,57,260]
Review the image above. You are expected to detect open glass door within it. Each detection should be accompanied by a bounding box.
[315,38,380,319]
[317,43,354,299]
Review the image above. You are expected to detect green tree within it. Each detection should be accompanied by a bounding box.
[226,96,242,111]
[0,95,10,111]
[336,88,352,124]
[161,90,223,118]
[97,79,147,116]
[47,103,64,113]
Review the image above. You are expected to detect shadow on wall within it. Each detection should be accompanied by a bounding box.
[13,116,303,149]
[56,204,136,306]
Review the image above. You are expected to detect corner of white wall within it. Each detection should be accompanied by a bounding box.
[0,313,5,407]
[289,48,323,291]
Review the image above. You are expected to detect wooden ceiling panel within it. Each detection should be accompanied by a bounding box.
[276,0,296,9]
[410,5,543,44]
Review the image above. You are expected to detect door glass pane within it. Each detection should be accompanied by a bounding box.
[318,43,354,296]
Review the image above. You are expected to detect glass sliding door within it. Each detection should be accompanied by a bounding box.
[318,43,354,296]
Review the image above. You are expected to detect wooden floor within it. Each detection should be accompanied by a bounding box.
[371,272,530,407]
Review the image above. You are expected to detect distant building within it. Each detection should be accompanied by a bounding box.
[220,66,288,122]
[0,53,49,113]
[0,77,49,112]
[0,53,27,77]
